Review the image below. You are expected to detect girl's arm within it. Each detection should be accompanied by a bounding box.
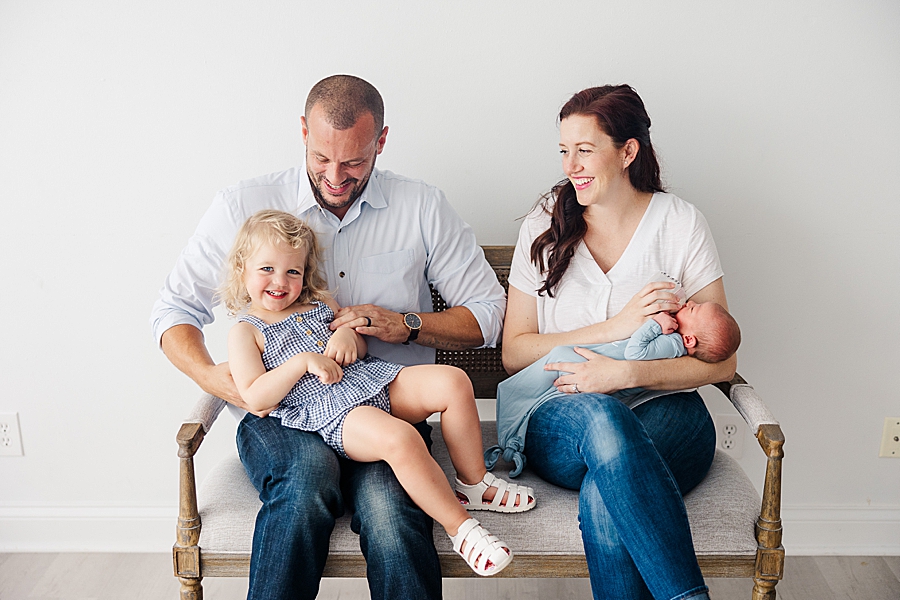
[547,278,736,394]
[323,295,367,365]
[228,322,342,414]
[501,282,683,375]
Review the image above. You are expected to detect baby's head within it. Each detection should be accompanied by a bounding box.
[674,301,741,363]
[219,210,328,315]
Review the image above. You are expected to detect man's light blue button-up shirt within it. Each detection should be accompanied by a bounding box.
[150,163,506,368]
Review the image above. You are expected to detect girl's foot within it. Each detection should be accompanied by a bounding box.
[455,472,535,513]
[449,517,513,576]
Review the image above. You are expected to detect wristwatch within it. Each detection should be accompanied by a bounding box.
[402,312,422,345]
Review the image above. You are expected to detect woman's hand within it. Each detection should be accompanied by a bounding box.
[604,281,682,341]
[545,347,633,395]
[325,327,359,366]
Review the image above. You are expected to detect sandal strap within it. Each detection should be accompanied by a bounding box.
[449,518,512,576]
[456,472,534,511]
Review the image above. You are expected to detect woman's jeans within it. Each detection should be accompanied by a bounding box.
[236,413,442,600]
[526,391,715,600]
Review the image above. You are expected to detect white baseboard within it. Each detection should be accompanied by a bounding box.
[2,504,898,554]
[781,506,900,555]
[0,505,174,552]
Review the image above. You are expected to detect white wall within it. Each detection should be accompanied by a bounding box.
[1,0,898,554]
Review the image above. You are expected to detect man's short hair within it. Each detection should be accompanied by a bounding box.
[305,74,384,135]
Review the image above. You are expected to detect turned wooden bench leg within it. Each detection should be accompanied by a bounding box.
[752,424,785,599]
[175,423,206,599]
[177,575,203,600]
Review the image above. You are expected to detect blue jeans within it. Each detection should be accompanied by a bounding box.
[526,391,715,600]
[237,413,442,600]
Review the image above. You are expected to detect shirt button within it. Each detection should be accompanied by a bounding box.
[295,316,303,323]
[339,271,345,278]
[305,330,312,336]
[316,340,324,347]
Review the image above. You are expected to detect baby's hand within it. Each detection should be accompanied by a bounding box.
[652,312,678,335]
[325,327,359,366]
[306,354,343,384]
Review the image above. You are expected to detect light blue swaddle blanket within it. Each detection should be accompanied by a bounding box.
[485,319,686,477]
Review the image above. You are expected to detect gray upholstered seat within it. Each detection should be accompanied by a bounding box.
[195,421,759,577]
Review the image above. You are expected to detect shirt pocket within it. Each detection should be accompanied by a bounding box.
[357,249,417,311]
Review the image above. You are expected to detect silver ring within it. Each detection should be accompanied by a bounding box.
[572,383,579,394]
[364,316,372,327]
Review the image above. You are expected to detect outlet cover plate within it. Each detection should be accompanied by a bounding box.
[879,417,900,458]
[714,413,745,459]
[0,412,24,456]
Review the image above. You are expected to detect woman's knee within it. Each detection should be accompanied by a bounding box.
[526,395,639,486]
[575,397,645,464]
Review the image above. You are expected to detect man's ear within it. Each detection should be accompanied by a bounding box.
[682,334,697,349]
[300,116,309,146]
[375,126,389,155]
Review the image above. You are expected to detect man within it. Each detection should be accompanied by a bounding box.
[151,75,506,600]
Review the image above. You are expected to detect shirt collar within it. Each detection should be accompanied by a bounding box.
[295,159,387,220]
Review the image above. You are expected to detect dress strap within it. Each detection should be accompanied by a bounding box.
[237,314,267,330]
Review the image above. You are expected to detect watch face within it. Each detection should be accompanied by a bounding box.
[404,313,422,329]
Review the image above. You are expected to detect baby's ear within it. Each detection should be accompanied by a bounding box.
[682,334,697,349]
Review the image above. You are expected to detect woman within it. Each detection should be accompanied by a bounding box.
[502,85,736,600]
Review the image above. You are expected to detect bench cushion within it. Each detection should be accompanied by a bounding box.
[197,421,759,564]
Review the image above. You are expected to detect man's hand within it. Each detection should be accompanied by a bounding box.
[545,347,634,396]
[161,325,274,416]
[198,362,274,416]
[332,304,408,344]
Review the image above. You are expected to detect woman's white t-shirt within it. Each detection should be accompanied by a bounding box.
[509,192,724,339]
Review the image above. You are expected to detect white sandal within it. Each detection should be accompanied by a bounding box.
[449,517,513,576]
[455,472,535,513]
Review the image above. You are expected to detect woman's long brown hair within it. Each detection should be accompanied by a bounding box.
[531,85,665,297]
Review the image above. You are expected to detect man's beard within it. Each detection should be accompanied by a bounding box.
[307,165,374,213]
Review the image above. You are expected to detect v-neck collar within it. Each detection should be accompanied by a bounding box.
[575,193,663,283]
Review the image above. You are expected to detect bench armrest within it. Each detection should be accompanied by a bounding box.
[713,373,785,591]
[185,393,227,433]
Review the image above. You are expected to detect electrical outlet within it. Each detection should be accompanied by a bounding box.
[0,412,24,456]
[879,417,900,458]
[714,414,744,458]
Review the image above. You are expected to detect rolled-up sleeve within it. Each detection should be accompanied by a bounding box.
[149,192,241,346]
[421,189,506,348]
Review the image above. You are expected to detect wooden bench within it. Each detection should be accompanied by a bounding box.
[174,245,785,599]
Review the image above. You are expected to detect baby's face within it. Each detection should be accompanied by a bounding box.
[674,301,716,338]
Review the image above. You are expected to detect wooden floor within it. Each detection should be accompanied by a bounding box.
[1,554,898,599]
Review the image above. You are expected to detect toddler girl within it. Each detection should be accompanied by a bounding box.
[221,209,534,576]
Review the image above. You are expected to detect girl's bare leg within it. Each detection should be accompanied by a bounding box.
[388,365,486,485]
[388,365,530,508]
[342,406,470,536]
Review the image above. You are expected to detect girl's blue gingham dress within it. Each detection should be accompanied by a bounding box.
[239,302,403,458]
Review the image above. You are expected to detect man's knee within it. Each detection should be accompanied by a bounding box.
[238,418,341,500]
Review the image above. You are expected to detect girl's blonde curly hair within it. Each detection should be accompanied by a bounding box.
[219,210,329,315]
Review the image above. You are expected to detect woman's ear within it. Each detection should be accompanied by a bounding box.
[623,138,640,169]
